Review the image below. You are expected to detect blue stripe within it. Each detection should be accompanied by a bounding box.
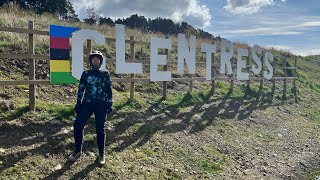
[50,48,70,60]
[50,25,80,38]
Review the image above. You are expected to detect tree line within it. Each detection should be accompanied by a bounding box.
[86,9,215,40]
[0,0,217,40]
[0,0,78,21]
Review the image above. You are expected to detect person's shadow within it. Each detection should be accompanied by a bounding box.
[43,155,102,179]
[42,161,74,180]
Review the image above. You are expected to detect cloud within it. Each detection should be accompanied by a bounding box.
[299,21,320,27]
[264,45,320,57]
[215,20,320,36]
[295,49,320,56]
[217,27,302,36]
[222,28,302,35]
[224,0,274,15]
[265,45,293,51]
[69,0,211,28]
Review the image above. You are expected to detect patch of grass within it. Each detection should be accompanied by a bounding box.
[16,85,29,90]
[36,101,75,121]
[0,155,54,179]
[1,101,75,122]
[160,88,212,111]
[114,94,147,112]
[0,40,10,47]
[1,105,29,119]
[304,108,320,123]
[305,170,320,180]
[197,147,228,174]
[199,159,221,174]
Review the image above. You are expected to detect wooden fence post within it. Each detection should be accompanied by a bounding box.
[246,56,250,90]
[163,48,168,99]
[28,21,35,111]
[259,56,264,91]
[86,39,92,69]
[189,75,193,92]
[293,57,298,102]
[283,58,287,99]
[230,58,234,91]
[211,53,215,94]
[130,36,135,101]
[189,54,193,91]
[272,57,276,94]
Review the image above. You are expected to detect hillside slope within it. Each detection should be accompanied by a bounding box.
[1,7,320,179]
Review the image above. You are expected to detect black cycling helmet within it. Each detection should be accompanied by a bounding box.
[89,50,103,70]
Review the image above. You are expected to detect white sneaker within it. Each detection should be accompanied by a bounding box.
[98,154,105,165]
[68,151,81,162]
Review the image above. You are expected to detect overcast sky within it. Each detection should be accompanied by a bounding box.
[70,0,320,56]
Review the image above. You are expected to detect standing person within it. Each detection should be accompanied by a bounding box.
[68,50,112,165]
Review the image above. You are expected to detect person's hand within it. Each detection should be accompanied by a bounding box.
[106,106,112,114]
[75,102,82,114]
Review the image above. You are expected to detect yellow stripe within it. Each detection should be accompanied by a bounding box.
[50,60,70,72]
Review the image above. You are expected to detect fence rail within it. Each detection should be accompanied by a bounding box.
[0,21,298,110]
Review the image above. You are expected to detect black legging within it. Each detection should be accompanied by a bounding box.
[73,101,108,155]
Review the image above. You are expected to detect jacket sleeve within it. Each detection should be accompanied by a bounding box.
[105,72,113,106]
[76,71,86,104]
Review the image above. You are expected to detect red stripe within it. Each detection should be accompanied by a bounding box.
[50,37,70,49]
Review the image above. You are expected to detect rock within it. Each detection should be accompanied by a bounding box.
[26,152,32,156]
[68,88,75,93]
[107,126,115,132]
[0,100,10,111]
[50,120,60,124]
[114,83,126,91]
[153,147,160,152]
[14,154,19,158]
[299,161,307,167]
[0,160,3,165]
[0,148,5,153]
[191,114,201,121]
[9,102,15,109]
[53,164,62,171]
[87,152,95,157]
[164,110,176,118]
[243,169,252,175]
[167,168,173,173]
[37,133,45,138]
[62,129,69,134]
[305,144,309,148]
[277,134,283,138]
[152,108,159,114]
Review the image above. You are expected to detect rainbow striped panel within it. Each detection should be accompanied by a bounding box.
[49,25,80,84]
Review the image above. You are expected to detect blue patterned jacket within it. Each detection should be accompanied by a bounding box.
[77,69,112,108]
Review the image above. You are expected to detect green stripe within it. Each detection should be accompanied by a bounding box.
[50,72,78,84]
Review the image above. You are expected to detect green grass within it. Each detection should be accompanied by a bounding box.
[0,155,55,178]
[305,171,320,180]
[0,101,75,123]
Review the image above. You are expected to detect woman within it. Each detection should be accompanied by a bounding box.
[68,50,112,165]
